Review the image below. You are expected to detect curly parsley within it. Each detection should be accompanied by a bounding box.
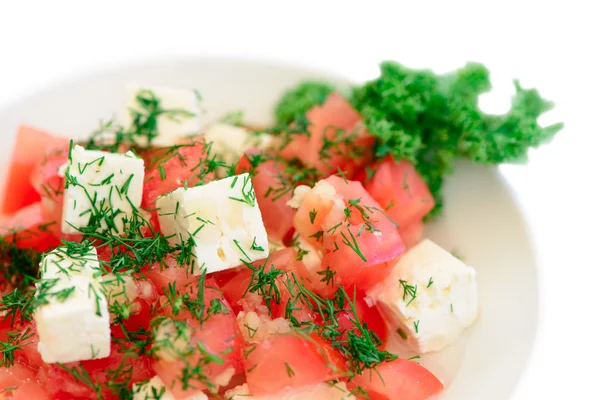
[273,61,562,216]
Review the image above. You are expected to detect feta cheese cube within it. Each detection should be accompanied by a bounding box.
[156,173,269,274]
[61,145,144,235]
[133,376,207,400]
[124,84,202,146]
[224,382,356,400]
[203,123,273,166]
[35,245,110,363]
[367,239,478,353]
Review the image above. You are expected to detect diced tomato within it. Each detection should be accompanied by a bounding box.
[141,139,212,208]
[16,323,44,370]
[294,176,405,290]
[280,93,374,175]
[364,158,434,229]
[220,267,253,314]
[270,276,315,325]
[111,297,156,339]
[1,125,69,214]
[351,358,444,400]
[0,361,48,400]
[0,202,61,252]
[29,142,75,241]
[244,333,345,395]
[46,344,154,400]
[144,255,199,294]
[0,360,36,385]
[9,381,49,400]
[211,265,247,288]
[399,220,424,249]
[238,152,296,242]
[335,290,389,345]
[219,247,317,321]
[153,278,244,398]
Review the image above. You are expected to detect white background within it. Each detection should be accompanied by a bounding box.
[1,1,599,398]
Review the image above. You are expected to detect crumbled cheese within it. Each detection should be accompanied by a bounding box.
[237,310,291,344]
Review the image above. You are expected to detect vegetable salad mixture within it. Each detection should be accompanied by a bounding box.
[0,62,559,400]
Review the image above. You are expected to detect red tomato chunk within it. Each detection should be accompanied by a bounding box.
[1,125,69,215]
[280,92,374,175]
[294,176,405,290]
[244,333,345,395]
[364,157,434,229]
[351,358,444,400]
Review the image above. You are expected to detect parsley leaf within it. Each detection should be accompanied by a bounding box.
[351,61,562,215]
[274,81,335,125]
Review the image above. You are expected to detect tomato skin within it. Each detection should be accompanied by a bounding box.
[0,202,61,252]
[244,333,345,395]
[280,93,374,175]
[2,125,69,215]
[350,358,444,400]
[364,157,434,229]
[237,152,296,242]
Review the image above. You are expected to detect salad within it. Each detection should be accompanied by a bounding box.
[0,62,559,400]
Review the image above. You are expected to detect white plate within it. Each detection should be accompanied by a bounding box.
[0,57,538,399]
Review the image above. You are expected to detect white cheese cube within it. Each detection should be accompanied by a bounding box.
[203,123,273,166]
[61,145,144,235]
[133,376,207,400]
[124,84,202,146]
[156,173,269,274]
[35,245,110,363]
[367,239,478,353]
[224,382,356,400]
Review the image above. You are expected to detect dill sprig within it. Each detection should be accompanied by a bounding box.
[0,237,43,290]
[242,259,284,313]
[0,327,34,368]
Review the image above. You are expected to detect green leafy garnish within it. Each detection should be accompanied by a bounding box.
[273,61,562,216]
[351,61,562,214]
[275,81,335,125]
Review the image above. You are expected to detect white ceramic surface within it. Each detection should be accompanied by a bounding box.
[0,58,539,399]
